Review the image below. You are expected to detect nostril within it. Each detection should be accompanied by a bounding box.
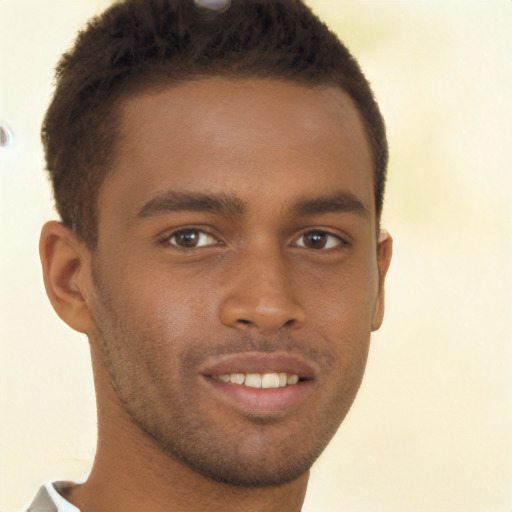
[220,295,306,332]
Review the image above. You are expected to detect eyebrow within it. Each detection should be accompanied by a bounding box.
[136,190,246,219]
[136,189,370,221]
[293,191,370,219]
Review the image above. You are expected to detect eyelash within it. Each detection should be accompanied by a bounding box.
[162,228,223,250]
[160,227,349,251]
[292,230,348,251]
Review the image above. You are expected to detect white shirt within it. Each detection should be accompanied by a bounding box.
[25,482,79,512]
[44,482,80,512]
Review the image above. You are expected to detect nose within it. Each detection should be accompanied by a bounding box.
[219,248,306,333]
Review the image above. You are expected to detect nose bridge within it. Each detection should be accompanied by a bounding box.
[219,242,306,332]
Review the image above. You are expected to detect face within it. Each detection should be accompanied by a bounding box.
[87,78,388,487]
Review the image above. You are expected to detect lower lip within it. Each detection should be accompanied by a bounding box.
[204,377,312,414]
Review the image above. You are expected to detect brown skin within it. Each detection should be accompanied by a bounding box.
[40,78,392,512]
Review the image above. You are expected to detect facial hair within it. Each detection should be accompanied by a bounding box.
[90,263,368,488]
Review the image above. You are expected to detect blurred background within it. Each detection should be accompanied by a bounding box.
[1,0,511,510]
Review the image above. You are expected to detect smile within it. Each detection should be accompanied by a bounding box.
[213,372,300,388]
[200,351,316,413]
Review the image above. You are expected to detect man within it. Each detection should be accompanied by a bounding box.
[29,0,392,510]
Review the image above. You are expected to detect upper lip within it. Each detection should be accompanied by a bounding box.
[199,351,317,381]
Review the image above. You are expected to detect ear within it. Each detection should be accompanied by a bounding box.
[39,221,96,334]
[371,230,393,331]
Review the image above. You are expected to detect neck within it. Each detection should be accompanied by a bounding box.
[66,344,309,512]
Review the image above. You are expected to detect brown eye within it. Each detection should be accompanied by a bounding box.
[168,229,217,248]
[296,230,344,250]
[303,231,328,249]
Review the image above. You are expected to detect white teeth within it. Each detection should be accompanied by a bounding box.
[214,372,300,388]
[229,373,245,385]
[287,374,299,385]
[261,373,280,389]
[244,373,262,388]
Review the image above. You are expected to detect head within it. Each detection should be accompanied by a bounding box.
[40,0,392,491]
[42,0,388,249]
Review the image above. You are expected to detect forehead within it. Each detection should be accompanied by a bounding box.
[100,78,374,225]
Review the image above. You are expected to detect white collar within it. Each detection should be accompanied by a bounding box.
[43,482,81,512]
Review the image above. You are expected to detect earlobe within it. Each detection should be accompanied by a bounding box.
[371,230,393,331]
[39,221,96,334]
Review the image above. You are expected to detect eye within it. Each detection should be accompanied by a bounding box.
[166,228,220,249]
[294,230,346,250]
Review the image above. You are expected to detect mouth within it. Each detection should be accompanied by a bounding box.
[199,352,315,415]
[212,372,300,388]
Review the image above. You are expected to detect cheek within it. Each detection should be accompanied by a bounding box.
[299,259,378,373]
[119,270,216,348]
[302,257,379,327]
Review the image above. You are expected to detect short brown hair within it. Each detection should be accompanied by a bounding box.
[42,0,388,248]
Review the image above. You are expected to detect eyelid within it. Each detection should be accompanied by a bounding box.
[291,228,350,250]
[159,226,224,249]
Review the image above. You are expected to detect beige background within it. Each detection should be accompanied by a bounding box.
[1,1,511,510]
